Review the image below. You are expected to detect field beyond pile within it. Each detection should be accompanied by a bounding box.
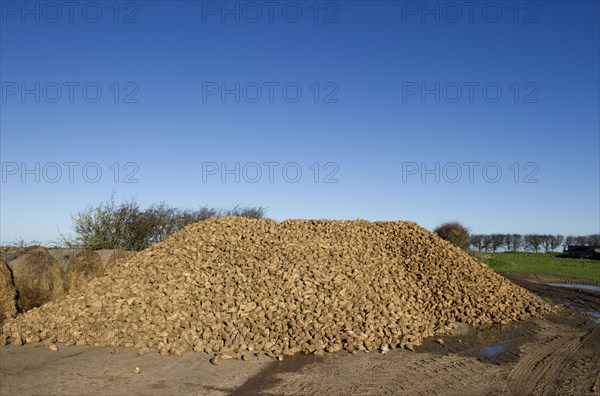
[2,218,553,358]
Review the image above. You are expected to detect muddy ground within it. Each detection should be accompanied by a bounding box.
[1,272,599,396]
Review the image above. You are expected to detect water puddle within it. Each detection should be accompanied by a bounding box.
[544,283,600,323]
[546,283,600,292]
[481,343,510,357]
[560,300,600,325]
[579,310,600,325]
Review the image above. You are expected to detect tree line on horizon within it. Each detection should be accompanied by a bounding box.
[468,233,600,253]
[433,222,599,254]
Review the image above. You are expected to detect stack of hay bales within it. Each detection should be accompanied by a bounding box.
[48,248,84,272]
[8,252,64,313]
[64,251,104,292]
[1,218,554,358]
[0,258,17,326]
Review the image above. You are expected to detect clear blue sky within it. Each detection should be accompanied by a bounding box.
[1,0,599,245]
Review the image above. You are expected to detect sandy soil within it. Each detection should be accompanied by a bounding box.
[1,272,599,396]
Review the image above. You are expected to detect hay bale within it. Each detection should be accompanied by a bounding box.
[0,258,17,325]
[2,251,21,265]
[47,248,84,272]
[105,250,134,271]
[64,251,104,291]
[10,252,64,312]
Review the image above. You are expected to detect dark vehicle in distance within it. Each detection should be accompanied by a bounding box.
[562,245,600,260]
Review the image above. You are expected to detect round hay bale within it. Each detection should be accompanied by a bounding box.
[2,251,21,265]
[47,248,84,272]
[10,252,64,313]
[0,257,17,325]
[64,251,104,291]
[105,250,134,271]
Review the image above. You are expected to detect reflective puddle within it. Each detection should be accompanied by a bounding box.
[546,283,600,292]
[481,343,510,357]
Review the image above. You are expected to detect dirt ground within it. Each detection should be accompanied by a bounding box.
[1,272,599,396]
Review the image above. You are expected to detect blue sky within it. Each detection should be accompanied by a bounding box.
[1,0,599,244]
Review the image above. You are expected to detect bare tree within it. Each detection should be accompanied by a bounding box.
[470,234,484,252]
[524,234,544,253]
[490,234,505,252]
[511,234,523,251]
[503,234,512,251]
[541,235,553,253]
[586,234,600,245]
[482,235,493,252]
[502,234,522,252]
[549,235,564,251]
[541,234,564,253]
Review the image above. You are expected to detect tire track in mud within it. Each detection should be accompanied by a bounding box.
[507,333,580,395]
[505,315,600,396]
[255,350,509,396]
[251,316,599,396]
[550,326,600,396]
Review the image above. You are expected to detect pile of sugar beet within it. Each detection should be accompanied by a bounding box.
[1,218,554,361]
